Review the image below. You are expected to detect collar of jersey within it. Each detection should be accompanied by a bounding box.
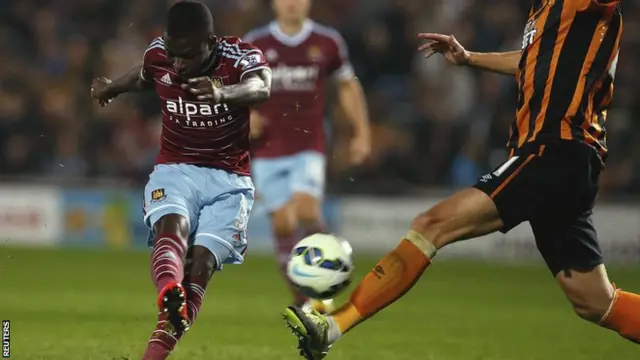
[269,19,313,47]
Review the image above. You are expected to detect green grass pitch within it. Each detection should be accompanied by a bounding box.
[1,246,638,360]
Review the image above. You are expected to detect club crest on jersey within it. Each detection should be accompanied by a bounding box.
[307,46,323,62]
[150,189,166,202]
[265,48,278,62]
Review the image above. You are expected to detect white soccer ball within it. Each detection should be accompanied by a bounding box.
[287,233,354,300]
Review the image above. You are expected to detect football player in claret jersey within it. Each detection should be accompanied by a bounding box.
[243,0,370,313]
[90,1,271,359]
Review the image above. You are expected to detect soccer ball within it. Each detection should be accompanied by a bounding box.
[287,233,354,300]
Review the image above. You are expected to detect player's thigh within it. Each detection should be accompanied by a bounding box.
[289,151,325,205]
[412,188,504,249]
[530,213,611,320]
[252,156,293,212]
[419,152,545,249]
[194,176,255,269]
[143,164,200,233]
[531,212,604,276]
[529,142,603,271]
[473,152,542,233]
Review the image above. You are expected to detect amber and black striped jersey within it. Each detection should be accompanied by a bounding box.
[509,0,622,161]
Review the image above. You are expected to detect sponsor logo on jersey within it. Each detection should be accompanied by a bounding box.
[271,64,320,91]
[160,73,172,85]
[165,97,231,121]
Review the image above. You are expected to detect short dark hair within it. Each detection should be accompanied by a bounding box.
[166,0,214,38]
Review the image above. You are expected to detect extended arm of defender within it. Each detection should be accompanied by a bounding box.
[218,69,272,106]
[466,51,521,76]
[337,78,370,141]
[106,66,153,97]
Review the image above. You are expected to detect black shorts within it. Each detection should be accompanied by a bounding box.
[474,140,604,276]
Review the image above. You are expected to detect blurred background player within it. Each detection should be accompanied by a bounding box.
[91,1,271,359]
[283,1,640,359]
[243,0,371,312]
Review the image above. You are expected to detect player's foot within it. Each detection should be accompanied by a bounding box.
[302,299,335,315]
[283,306,331,360]
[157,281,190,336]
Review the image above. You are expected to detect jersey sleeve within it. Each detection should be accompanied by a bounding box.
[326,30,355,82]
[140,37,165,82]
[235,44,270,80]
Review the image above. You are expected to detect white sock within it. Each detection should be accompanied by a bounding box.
[326,316,342,344]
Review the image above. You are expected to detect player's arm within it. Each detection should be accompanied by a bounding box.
[109,66,153,95]
[91,66,152,106]
[187,45,272,106]
[91,39,159,106]
[187,68,272,106]
[466,51,521,76]
[337,77,371,157]
[217,69,272,106]
[417,33,520,76]
[328,30,371,164]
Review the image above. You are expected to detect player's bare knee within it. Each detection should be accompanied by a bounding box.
[557,268,615,323]
[292,193,322,226]
[272,205,298,237]
[154,214,190,240]
[410,211,448,249]
[186,245,217,280]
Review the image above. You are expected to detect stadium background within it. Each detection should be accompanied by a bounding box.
[1,0,640,359]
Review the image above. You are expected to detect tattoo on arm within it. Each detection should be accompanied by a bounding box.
[218,69,272,106]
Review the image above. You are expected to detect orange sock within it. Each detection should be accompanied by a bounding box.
[331,237,432,334]
[601,289,640,344]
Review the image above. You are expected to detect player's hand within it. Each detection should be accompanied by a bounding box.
[349,134,371,165]
[417,33,470,66]
[184,77,223,103]
[250,110,264,139]
[91,77,115,106]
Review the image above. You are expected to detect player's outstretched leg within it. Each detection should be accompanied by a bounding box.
[142,245,216,360]
[272,204,310,307]
[556,264,640,344]
[600,285,640,344]
[283,188,504,359]
[529,207,640,345]
[294,192,326,239]
[293,192,335,314]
